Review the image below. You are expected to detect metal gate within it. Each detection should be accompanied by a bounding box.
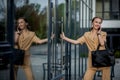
[47,0,93,80]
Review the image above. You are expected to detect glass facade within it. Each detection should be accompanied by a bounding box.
[96,0,120,20]
[0,0,94,80]
[2,0,119,80]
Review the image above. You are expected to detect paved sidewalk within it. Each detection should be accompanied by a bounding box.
[112,59,120,80]
[19,44,120,80]
[30,44,120,80]
[0,55,120,80]
[94,59,120,80]
[31,55,120,80]
[0,44,120,80]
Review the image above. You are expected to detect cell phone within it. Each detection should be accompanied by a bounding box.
[98,27,101,30]
[17,27,21,31]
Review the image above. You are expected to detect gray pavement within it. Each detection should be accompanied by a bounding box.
[30,44,120,80]
[0,44,120,80]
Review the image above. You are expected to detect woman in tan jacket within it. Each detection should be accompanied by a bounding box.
[60,17,110,80]
[14,17,48,80]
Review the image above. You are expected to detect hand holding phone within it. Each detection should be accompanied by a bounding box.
[97,27,101,35]
[17,27,22,35]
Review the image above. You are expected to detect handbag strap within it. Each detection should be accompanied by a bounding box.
[96,42,108,50]
[17,36,20,49]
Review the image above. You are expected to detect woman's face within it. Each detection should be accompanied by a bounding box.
[17,18,27,30]
[92,18,102,30]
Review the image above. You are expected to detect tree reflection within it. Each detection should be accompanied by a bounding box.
[0,0,66,41]
[15,1,47,38]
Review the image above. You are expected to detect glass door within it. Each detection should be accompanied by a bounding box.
[0,0,7,41]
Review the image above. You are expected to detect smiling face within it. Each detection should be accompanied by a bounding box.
[92,17,102,30]
[17,18,28,30]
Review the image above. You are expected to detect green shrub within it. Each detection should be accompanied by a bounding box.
[114,50,120,58]
[80,53,88,57]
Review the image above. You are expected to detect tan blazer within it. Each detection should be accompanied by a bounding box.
[15,30,41,55]
[77,31,108,70]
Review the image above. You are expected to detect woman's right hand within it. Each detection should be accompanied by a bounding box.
[60,32,65,40]
[60,32,79,44]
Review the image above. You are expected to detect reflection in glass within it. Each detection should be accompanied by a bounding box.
[0,0,7,41]
[104,13,110,19]
[14,0,48,39]
[14,1,49,80]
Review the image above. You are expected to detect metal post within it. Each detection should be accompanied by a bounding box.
[54,0,58,76]
[65,0,69,80]
[7,0,14,46]
[78,0,81,78]
[48,0,52,80]
[68,0,72,80]
[7,0,14,80]
[73,0,77,80]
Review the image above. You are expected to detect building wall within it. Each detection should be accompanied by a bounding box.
[96,0,120,29]
[102,20,120,28]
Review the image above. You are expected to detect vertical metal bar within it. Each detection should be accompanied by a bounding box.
[61,17,64,68]
[48,0,52,80]
[52,16,56,78]
[74,0,77,80]
[54,0,57,76]
[83,0,86,74]
[84,0,87,72]
[52,17,55,75]
[81,0,84,75]
[7,0,14,46]
[78,23,80,77]
[102,0,104,19]
[109,0,112,19]
[88,0,91,30]
[65,0,69,80]
[7,0,14,80]
[68,0,72,80]
[78,0,81,77]
[110,36,114,79]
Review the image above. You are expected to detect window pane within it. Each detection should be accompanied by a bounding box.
[104,12,110,19]
[96,0,120,20]
[111,0,120,19]
[96,0,102,12]
[0,0,7,41]
[96,13,102,18]
[104,0,110,11]
[111,12,120,19]
[112,0,119,12]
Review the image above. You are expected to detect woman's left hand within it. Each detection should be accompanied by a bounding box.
[97,27,102,35]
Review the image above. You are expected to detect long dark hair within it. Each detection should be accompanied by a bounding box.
[90,16,103,30]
